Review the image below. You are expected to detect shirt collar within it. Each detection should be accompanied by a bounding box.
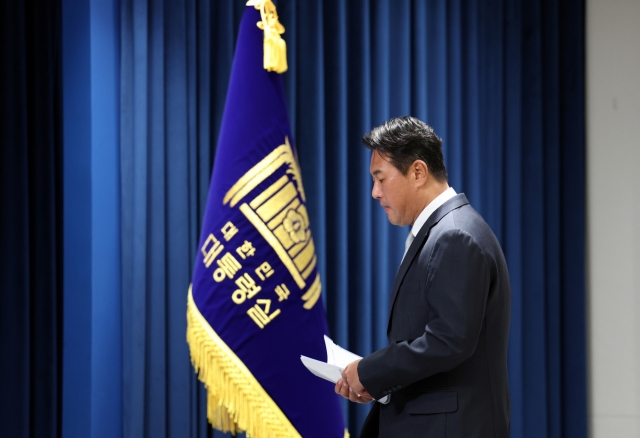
[410,187,457,237]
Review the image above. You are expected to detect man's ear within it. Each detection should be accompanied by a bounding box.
[412,160,429,187]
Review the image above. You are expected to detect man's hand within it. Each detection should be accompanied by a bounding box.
[341,359,365,393]
[334,379,373,404]
[334,359,373,404]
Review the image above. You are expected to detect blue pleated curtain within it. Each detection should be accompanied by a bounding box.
[0,0,63,436]
[119,1,586,437]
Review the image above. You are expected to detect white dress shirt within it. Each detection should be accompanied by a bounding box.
[402,187,457,260]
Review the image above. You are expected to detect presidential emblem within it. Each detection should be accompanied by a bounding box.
[223,137,321,309]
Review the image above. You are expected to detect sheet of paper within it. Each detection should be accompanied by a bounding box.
[300,356,343,383]
[301,336,389,404]
[324,335,361,367]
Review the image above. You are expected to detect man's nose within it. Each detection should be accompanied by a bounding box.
[371,183,381,199]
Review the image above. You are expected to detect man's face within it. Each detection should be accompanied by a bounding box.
[369,151,415,227]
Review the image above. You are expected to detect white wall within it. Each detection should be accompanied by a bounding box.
[587,0,640,436]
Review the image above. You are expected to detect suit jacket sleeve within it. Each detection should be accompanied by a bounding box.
[358,228,490,400]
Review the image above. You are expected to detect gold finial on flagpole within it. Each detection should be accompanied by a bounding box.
[246,0,288,73]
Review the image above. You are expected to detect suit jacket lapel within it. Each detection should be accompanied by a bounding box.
[386,194,470,335]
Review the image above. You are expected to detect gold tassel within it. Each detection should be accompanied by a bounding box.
[247,0,288,73]
[186,286,301,437]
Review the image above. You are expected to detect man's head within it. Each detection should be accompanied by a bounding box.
[363,116,449,227]
[362,116,448,182]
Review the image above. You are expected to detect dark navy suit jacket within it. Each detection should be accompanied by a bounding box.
[358,194,511,437]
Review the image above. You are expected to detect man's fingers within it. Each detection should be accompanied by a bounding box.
[337,381,350,399]
[334,380,343,394]
[348,388,361,403]
[348,387,372,404]
[336,377,372,404]
[341,365,349,385]
[359,389,373,401]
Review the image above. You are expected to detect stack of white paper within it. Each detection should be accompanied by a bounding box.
[300,335,361,383]
[300,335,389,403]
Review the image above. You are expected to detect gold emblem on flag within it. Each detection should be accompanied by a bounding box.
[223,137,320,309]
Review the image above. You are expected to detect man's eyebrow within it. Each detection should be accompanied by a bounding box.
[371,170,383,176]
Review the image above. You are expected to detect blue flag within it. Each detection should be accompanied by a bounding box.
[187,3,347,437]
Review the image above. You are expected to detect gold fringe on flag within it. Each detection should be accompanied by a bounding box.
[186,286,301,437]
[247,0,288,73]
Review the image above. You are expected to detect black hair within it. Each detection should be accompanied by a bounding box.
[362,116,448,183]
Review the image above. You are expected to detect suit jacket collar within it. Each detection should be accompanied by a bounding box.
[386,193,470,335]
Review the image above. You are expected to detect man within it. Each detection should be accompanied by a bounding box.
[335,117,511,437]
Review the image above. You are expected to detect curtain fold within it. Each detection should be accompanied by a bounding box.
[119,0,586,437]
[0,1,63,437]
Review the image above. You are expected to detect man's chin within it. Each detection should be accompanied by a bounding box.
[386,214,402,227]
[387,216,410,227]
